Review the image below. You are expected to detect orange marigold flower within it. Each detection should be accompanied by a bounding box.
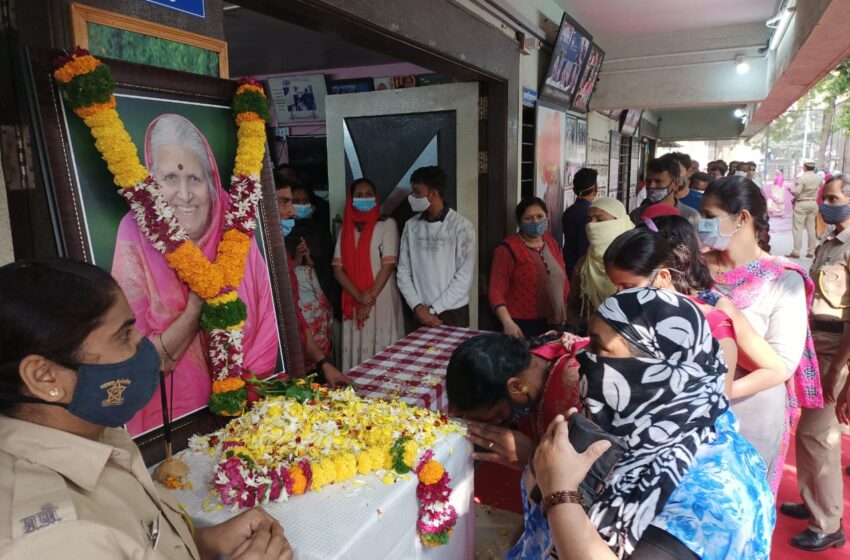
[54,54,101,84]
[212,377,246,393]
[166,241,224,299]
[236,83,266,97]
[73,96,117,118]
[217,229,251,288]
[289,465,308,495]
[417,460,445,485]
[235,111,263,125]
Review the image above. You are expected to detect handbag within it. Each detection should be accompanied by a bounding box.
[530,413,626,508]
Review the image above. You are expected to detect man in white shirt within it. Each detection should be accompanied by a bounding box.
[397,166,476,328]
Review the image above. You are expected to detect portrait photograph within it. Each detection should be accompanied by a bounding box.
[27,50,302,447]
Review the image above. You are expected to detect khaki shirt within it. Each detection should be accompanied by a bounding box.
[810,226,850,322]
[793,171,822,201]
[0,416,199,560]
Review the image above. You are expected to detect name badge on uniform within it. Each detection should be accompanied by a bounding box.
[20,504,62,534]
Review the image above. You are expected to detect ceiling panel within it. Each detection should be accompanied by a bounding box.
[558,0,781,38]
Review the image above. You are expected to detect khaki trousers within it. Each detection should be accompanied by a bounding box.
[792,200,819,254]
[795,331,849,533]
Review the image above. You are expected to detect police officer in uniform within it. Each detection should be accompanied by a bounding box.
[788,159,823,259]
[0,260,292,560]
[780,173,850,551]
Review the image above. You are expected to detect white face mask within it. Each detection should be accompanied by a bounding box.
[408,193,431,213]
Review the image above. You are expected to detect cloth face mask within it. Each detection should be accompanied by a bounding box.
[819,203,850,225]
[520,220,548,238]
[408,194,431,213]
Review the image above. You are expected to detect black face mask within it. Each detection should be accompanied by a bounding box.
[0,337,161,427]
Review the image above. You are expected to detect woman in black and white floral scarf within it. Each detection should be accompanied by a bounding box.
[523,287,774,560]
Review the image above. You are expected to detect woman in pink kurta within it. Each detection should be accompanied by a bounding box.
[112,114,279,436]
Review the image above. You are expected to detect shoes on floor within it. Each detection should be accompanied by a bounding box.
[790,527,846,552]
[786,252,801,259]
[780,502,811,520]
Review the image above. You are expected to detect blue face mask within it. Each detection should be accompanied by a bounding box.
[820,203,850,225]
[280,218,295,237]
[63,337,161,427]
[697,216,737,251]
[294,204,314,220]
[352,198,377,212]
[0,337,161,427]
[520,220,548,238]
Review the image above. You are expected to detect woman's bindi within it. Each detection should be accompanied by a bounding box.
[178,163,184,171]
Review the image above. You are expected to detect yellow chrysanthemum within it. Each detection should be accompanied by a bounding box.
[356,452,373,475]
[402,440,418,468]
[207,290,239,306]
[233,120,266,177]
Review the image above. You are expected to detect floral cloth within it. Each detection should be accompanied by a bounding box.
[294,265,333,369]
[651,410,775,560]
[578,288,728,557]
[507,411,775,560]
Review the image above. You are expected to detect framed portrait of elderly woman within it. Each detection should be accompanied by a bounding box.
[25,48,304,461]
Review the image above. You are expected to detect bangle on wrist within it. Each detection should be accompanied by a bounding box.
[541,490,585,516]
[158,333,176,364]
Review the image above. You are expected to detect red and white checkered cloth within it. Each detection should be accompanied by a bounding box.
[347,326,486,413]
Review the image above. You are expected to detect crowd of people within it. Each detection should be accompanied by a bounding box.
[1,141,849,559]
[447,153,850,558]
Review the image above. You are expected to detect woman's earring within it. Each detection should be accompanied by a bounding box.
[49,388,60,398]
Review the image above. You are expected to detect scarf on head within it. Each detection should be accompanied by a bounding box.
[713,256,823,411]
[340,195,380,322]
[577,288,728,558]
[579,198,633,315]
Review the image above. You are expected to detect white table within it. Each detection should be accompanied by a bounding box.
[165,433,474,560]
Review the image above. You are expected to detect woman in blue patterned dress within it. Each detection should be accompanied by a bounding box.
[509,288,774,559]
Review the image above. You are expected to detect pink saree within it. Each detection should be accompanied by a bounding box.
[112,114,279,436]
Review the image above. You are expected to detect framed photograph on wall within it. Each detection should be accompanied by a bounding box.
[570,44,605,113]
[70,2,228,78]
[535,103,566,241]
[373,77,393,91]
[25,48,304,461]
[328,78,375,95]
[267,74,328,125]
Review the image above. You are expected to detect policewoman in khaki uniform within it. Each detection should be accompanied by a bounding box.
[780,174,850,552]
[0,260,292,560]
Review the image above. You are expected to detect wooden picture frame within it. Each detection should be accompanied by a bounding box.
[70,2,229,78]
[24,48,304,464]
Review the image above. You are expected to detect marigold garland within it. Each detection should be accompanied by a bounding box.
[189,389,462,549]
[53,49,269,416]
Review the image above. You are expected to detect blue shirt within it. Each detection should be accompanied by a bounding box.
[679,189,704,211]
